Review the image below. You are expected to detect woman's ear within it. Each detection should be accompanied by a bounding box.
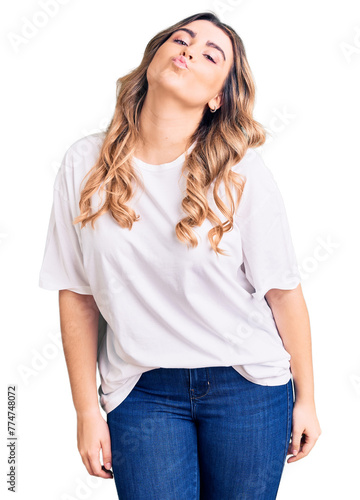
[208,93,223,111]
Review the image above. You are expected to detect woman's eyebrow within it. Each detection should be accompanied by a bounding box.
[172,28,226,62]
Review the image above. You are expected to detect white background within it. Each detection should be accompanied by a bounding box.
[2,0,360,498]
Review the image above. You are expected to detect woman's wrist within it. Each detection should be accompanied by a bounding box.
[293,394,316,408]
[76,407,101,418]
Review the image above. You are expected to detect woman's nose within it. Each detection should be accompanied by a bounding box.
[181,49,193,61]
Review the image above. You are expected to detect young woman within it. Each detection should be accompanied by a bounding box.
[39,11,321,500]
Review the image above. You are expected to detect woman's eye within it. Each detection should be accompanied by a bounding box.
[173,38,187,46]
[173,39,216,64]
[204,54,216,64]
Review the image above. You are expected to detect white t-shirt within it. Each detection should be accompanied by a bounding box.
[39,131,301,414]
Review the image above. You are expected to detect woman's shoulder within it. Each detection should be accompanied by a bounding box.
[53,132,106,197]
[230,148,282,215]
[64,131,106,166]
[232,147,273,177]
[231,147,278,192]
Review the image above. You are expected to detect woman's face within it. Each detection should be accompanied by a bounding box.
[146,20,234,111]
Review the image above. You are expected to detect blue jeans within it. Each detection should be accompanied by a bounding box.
[106,366,294,499]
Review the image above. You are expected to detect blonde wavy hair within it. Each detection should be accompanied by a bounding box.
[73,11,267,256]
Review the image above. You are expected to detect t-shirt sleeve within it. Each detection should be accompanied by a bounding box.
[235,150,301,302]
[38,148,92,295]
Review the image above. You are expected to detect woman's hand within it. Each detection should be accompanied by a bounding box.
[77,410,114,478]
[287,400,322,463]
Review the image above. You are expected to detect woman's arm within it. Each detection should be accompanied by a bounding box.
[265,284,322,463]
[59,290,113,479]
[59,290,100,415]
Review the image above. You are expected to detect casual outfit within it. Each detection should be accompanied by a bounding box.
[39,131,300,498]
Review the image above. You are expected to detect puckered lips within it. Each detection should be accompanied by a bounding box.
[172,56,188,69]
